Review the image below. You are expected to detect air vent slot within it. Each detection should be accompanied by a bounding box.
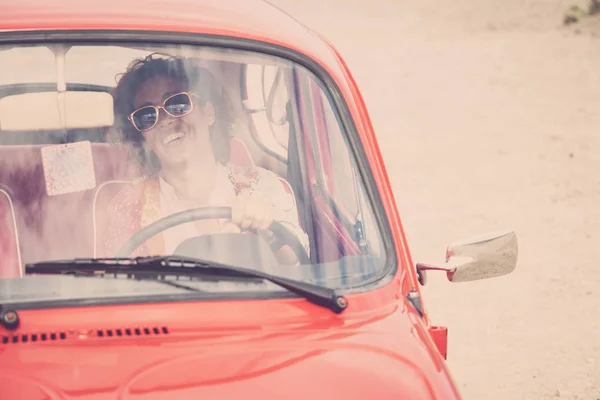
[95,326,169,338]
[2,331,67,345]
[1,326,169,345]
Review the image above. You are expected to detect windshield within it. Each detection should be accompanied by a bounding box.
[0,41,391,305]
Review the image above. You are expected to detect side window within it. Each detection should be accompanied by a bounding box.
[0,46,56,85]
[308,79,385,259]
[318,90,360,219]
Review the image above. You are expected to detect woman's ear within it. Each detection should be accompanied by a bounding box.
[202,101,216,126]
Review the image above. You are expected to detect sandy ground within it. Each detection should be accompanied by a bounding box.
[270,1,600,399]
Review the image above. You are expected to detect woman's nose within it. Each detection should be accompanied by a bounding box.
[157,109,175,129]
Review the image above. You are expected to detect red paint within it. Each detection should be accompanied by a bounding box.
[0,284,458,399]
[429,326,449,360]
[0,0,463,398]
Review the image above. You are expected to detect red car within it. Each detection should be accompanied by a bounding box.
[0,0,518,398]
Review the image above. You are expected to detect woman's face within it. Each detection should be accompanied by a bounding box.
[133,75,215,169]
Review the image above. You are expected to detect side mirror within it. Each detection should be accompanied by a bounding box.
[416,229,518,284]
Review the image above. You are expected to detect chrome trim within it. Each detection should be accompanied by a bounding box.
[0,188,23,277]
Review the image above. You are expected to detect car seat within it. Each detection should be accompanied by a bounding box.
[0,185,23,278]
[92,137,299,256]
[0,143,142,265]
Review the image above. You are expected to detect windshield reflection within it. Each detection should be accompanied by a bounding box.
[0,42,389,300]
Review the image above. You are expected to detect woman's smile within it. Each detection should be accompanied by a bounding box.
[162,131,186,146]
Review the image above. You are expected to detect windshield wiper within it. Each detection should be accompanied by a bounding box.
[25,256,348,314]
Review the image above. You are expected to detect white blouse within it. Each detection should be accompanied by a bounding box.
[157,163,309,255]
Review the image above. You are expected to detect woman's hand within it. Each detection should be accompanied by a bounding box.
[223,189,301,266]
[223,190,274,233]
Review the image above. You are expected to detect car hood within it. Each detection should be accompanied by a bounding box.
[0,295,458,399]
[1,344,443,399]
[1,345,436,399]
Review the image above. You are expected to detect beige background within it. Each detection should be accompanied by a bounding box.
[270,1,600,399]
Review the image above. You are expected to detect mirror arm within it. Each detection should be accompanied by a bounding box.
[416,263,457,284]
[416,263,453,272]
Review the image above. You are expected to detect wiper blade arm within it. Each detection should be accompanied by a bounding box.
[25,256,348,314]
[25,257,205,292]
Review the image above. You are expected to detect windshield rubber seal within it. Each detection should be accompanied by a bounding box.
[0,285,308,312]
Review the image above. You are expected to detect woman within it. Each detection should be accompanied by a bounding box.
[101,54,309,263]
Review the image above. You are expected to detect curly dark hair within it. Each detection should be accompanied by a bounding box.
[112,53,232,171]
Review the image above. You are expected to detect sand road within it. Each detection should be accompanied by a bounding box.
[270,1,600,399]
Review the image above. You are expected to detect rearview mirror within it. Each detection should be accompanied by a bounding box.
[416,229,518,284]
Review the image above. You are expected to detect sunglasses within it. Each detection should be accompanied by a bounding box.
[127,92,199,132]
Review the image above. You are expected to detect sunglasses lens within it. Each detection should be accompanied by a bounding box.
[165,93,193,116]
[132,107,157,131]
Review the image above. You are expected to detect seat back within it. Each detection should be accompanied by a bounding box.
[230,136,297,208]
[0,143,143,264]
[92,138,300,256]
[92,179,138,258]
[0,185,22,278]
[229,137,255,166]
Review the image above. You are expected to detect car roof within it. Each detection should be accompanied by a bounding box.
[0,0,337,65]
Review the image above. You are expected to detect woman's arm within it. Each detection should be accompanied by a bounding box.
[254,168,310,256]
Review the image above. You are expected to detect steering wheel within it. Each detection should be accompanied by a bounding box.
[114,206,311,265]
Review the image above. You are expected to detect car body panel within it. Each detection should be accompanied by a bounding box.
[0,0,462,398]
[0,282,459,399]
